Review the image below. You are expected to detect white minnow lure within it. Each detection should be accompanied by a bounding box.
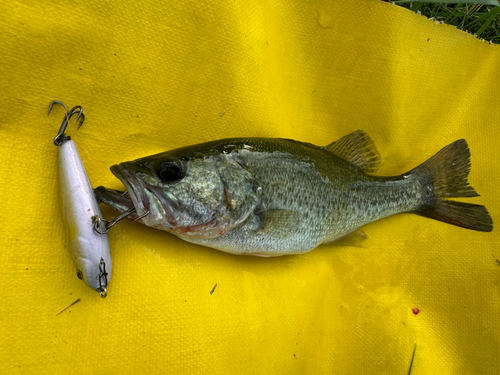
[49,101,111,298]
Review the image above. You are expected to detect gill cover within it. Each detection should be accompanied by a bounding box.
[108,152,262,239]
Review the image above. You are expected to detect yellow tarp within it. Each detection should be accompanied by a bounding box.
[1,0,499,373]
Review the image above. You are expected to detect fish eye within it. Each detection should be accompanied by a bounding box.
[156,161,185,183]
[77,270,83,280]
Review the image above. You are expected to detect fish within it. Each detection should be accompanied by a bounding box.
[52,102,111,296]
[95,130,493,256]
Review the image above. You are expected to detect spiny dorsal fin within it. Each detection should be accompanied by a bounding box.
[326,130,381,173]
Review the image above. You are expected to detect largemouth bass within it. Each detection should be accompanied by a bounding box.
[95,130,492,256]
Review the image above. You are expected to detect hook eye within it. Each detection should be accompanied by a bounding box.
[99,288,108,298]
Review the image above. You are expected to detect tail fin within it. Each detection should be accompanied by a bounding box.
[415,139,493,232]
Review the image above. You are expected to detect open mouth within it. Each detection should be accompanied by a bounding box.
[110,164,149,216]
[94,164,149,222]
[94,186,134,212]
[95,163,176,229]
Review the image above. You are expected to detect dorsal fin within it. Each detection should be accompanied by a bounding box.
[326,130,381,173]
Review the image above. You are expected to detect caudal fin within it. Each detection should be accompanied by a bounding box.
[415,139,493,232]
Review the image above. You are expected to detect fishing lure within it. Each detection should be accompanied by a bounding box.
[49,101,111,297]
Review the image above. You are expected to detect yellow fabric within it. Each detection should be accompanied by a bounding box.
[1,0,499,373]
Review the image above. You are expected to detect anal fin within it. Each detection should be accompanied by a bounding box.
[324,228,369,248]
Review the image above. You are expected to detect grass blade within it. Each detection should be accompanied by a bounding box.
[388,1,500,43]
[407,343,417,375]
[394,0,499,5]
[476,6,500,35]
[466,7,498,27]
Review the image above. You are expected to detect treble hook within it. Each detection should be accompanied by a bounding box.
[48,101,85,146]
[92,209,150,235]
[48,100,69,119]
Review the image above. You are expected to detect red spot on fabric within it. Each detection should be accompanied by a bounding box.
[412,308,420,315]
[427,38,430,42]
[88,209,91,212]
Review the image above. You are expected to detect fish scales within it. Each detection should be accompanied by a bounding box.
[193,143,422,255]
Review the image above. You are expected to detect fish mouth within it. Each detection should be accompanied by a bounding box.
[94,186,135,214]
[111,164,149,217]
[95,163,175,228]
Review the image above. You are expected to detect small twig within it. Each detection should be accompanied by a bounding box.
[210,283,217,295]
[56,298,81,316]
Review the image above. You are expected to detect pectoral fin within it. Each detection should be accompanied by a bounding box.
[256,210,300,239]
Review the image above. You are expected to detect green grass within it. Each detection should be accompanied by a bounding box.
[385,2,500,43]
[407,343,417,375]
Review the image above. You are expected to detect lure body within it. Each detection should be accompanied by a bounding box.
[59,139,111,296]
